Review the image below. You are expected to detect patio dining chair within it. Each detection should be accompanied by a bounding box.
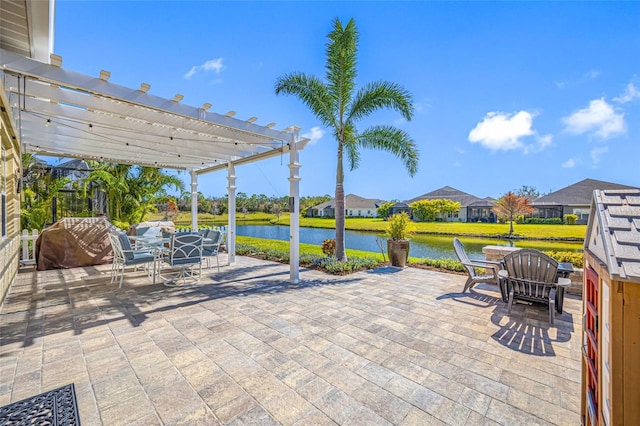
[160,233,203,286]
[108,231,156,288]
[502,249,566,325]
[453,237,504,297]
[202,229,223,271]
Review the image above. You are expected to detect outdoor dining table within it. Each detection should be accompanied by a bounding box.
[129,235,213,284]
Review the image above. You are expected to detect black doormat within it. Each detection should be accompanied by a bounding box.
[0,383,81,425]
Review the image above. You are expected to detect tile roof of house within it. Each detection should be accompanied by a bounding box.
[533,179,639,206]
[311,194,387,210]
[407,186,488,206]
[586,189,640,283]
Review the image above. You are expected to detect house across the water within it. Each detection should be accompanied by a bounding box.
[307,194,387,218]
[406,186,496,222]
[532,178,639,224]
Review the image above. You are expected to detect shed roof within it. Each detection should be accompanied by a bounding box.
[534,179,638,206]
[585,189,640,283]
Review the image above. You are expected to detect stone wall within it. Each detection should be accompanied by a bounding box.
[482,245,583,296]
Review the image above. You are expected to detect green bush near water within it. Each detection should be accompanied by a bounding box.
[235,236,584,275]
[411,257,465,272]
[236,241,380,274]
[543,251,584,268]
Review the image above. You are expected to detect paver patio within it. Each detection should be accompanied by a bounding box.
[0,255,582,425]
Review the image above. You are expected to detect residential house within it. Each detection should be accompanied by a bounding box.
[307,194,386,218]
[532,178,639,224]
[407,186,496,222]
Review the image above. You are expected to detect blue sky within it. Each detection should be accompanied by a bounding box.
[54,1,640,201]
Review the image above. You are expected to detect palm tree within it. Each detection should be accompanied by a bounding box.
[82,163,184,224]
[275,18,419,261]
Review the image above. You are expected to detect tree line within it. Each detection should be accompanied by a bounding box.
[20,154,333,230]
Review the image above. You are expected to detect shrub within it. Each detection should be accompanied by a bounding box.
[525,217,563,224]
[515,215,525,224]
[321,239,336,257]
[312,256,379,274]
[236,243,381,274]
[111,220,130,230]
[543,250,584,268]
[386,212,415,240]
[412,257,465,272]
[564,214,579,225]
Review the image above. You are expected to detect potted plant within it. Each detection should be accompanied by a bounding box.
[386,211,415,267]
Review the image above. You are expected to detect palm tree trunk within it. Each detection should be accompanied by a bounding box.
[335,145,347,261]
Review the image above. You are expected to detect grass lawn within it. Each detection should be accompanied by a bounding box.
[277,215,587,240]
[237,236,386,261]
[145,211,274,226]
[145,212,586,240]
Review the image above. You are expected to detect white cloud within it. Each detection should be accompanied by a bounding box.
[454,147,465,155]
[555,69,600,89]
[562,99,625,139]
[562,158,577,168]
[524,134,553,154]
[301,126,325,145]
[584,70,601,80]
[591,146,608,164]
[393,117,406,126]
[614,81,640,104]
[538,134,553,149]
[184,58,224,80]
[468,111,535,151]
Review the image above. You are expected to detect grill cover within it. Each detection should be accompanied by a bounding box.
[36,218,118,270]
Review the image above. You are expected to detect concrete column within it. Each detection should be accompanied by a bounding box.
[227,162,236,265]
[190,170,198,231]
[288,129,301,284]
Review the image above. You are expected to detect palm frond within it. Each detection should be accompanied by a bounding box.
[357,125,419,177]
[343,124,360,170]
[275,73,335,129]
[326,18,358,120]
[348,81,414,123]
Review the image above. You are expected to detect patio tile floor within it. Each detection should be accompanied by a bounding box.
[0,255,582,425]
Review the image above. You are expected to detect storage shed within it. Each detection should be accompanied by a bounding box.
[581,189,640,426]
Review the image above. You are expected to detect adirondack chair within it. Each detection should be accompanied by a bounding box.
[502,249,568,325]
[453,238,504,297]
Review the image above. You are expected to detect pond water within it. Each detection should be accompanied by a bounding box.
[236,225,583,260]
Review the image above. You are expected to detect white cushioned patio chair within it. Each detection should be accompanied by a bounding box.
[109,231,155,288]
[202,229,223,271]
[160,233,203,286]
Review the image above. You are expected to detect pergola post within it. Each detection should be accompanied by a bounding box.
[289,129,301,284]
[227,162,236,265]
[190,170,198,231]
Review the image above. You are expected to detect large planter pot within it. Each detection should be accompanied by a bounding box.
[387,240,410,267]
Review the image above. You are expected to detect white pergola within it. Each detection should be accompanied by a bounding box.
[0,48,309,282]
